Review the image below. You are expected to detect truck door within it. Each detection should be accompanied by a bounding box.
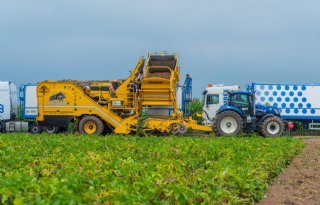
[203,93,222,121]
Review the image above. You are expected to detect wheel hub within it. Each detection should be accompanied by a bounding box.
[220,116,239,134]
[84,121,97,134]
[267,122,280,135]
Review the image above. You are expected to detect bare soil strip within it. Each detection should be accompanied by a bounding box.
[259,138,320,205]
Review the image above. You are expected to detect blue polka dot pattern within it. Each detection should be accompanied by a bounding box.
[254,84,314,116]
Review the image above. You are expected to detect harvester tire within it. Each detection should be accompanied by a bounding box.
[29,123,42,134]
[178,124,188,134]
[260,116,284,137]
[79,116,104,135]
[213,110,243,136]
[170,123,180,135]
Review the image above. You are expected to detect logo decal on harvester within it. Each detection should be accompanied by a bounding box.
[0,104,4,113]
[49,92,66,105]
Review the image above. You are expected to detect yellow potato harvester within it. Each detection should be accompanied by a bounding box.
[36,53,212,135]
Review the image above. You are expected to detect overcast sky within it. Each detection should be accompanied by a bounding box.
[1,0,320,97]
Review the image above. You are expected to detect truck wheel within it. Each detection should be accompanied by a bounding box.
[44,125,59,134]
[260,116,284,137]
[213,111,243,136]
[79,116,104,135]
[29,123,42,134]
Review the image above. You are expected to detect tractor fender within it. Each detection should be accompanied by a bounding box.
[217,105,244,117]
[257,114,276,126]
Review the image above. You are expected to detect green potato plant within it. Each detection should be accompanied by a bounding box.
[0,134,304,204]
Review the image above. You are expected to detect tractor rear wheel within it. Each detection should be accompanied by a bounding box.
[79,116,104,135]
[260,116,284,137]
[213,111,243,136]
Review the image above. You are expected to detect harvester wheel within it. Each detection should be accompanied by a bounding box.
[170,123,180,135]
[178,124,188,134]
[29,123,42,134]
[44,125,59,134]
[260,116,284,137]
[213,111,243,136]
[79,116,104,135]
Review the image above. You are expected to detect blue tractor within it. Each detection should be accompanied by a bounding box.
[213,90,285,137]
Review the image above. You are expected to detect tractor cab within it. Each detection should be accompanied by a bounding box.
[228,91,254,116]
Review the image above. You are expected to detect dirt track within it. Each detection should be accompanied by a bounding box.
[259,137,320,205]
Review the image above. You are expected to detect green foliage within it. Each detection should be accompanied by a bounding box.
[189,98,203,114]
[0,134,304,204]
[188,98,204,123]
[135,110,149,136]
[66,121,77,134]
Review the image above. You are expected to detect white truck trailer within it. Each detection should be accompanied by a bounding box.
[0,81,28,132]
[248,82,320,130]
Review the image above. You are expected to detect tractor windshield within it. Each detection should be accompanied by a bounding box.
[230,94,249,108]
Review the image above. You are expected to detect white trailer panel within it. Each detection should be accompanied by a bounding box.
[24,85,38,117]
[0,82,17,121]
[251,83,320,120]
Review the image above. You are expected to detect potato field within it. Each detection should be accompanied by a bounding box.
[0,134,304,204]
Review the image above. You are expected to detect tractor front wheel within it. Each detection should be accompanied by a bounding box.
[213,111,244,136]
[260,116,284,137]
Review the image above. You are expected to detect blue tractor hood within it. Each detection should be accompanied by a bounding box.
[256,104,280,115]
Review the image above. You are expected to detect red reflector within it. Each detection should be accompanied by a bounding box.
[288,122,294,129]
